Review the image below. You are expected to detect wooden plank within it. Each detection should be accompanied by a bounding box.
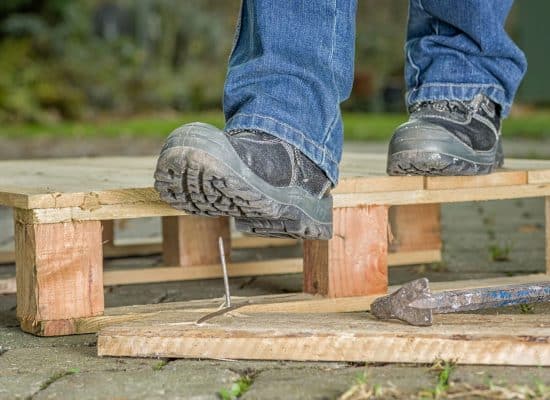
[0,157,158,209]
[0,183,159,211]
[15,201,187,224]
[13,182,550,224]
[508,158,550,184]
[530,169,550,184]
[389,205,441,253]
[41,273,548,335]
[3,155,550,210]
[104,242,164,258]
[425,170,526,190]
[162,216,231,267]
[387,249,441,266]
[336,152,423,193]
[333,183,550,208]
[103,259,303,286]
[15,214,104,336]
[97,311,550,366]
[303,206,389,297]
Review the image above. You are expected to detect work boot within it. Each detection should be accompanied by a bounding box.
[154,123,332,239]
[387,94,503,176]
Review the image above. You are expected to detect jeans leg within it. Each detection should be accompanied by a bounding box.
[405,0,527,117]
[223,0,357,185]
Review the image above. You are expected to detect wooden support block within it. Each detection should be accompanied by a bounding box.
[162,216,230,267]
[546,197,550,275]
[15,211,104,336]
[303,206,389,298]
[97,311,550,366]
[389,204,441,253]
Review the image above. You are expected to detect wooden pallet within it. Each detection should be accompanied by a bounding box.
[1,153,550,336]
[96,274,550,365]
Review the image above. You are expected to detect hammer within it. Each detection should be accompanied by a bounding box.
[371,278,550,326]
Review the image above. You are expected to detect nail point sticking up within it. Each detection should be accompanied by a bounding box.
[218,236,231,308]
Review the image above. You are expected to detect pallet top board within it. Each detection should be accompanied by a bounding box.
[97,310,550,366]
[1,154,550,211]
[0,157,158,209]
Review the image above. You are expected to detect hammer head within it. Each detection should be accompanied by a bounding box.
[370,278,433,326]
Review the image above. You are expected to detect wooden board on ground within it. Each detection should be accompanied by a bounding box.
[2,155,550,212]
[98,309,550,366]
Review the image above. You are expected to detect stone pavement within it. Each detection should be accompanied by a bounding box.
[1,137,550,399]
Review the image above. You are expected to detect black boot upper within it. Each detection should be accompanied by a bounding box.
[226,129,331,199]
[409,94,501,152]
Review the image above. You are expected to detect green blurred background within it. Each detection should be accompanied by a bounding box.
[0,0,548,139]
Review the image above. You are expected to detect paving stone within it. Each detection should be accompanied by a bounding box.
[0,373,52,400]
[32,364,239,400]
[441,199,546,274]
[241,366,363,400]
[240,366,438,400]
[0,346,157,377]
[0,326,97,351]
[451,365,550,386]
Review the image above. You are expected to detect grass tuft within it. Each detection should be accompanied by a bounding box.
[218,375,254,400]
[520,303,535,314]
[152,359,169,371]
[338,371,400,400]
[418,359,456,399]
[433,359,455,398]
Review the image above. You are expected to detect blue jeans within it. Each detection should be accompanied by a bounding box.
[224,0,527,184]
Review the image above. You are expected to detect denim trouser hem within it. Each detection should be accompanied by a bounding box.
[225,113,340,185]
[406,83,511,117]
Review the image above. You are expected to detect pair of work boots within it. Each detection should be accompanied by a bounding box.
[154,94,502,240]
